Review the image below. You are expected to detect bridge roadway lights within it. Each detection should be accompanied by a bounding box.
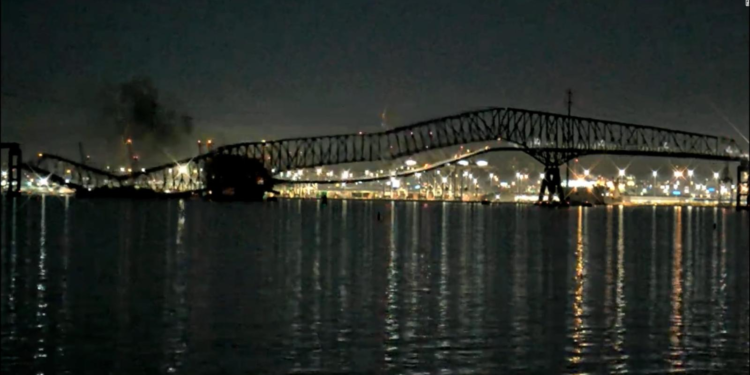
[538,166,565,203]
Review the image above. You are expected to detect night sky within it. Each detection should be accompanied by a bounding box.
[2,0,748,165]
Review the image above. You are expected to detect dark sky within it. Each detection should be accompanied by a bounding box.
[2,0,748,164]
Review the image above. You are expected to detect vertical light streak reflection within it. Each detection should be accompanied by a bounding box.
[4,198,19,372]
[453,204,469,371]
[163,199,188,374]
[683,207,694,353]
[715,208,728,362]
[291,203,314,369]
[472,206,486,363]
[614,205,626,369]
[648,206,657,334]
[401,202,422,367]
[669,207,684,370]
[384,201,399,371]
[708,207,721,368]
[604,206,614,316]
[311,200,322,369]
[409,205,418,299]
[34,195,49,371]
[407,203,419,341]
[58,196,71,370]
[161,201,175,372]
[510,205,528,368]
[569,207,586,365]
[336,199,350,354]
[330,200,350,371]
[436,203,449,364]
[603,207,615,365]
[459,205,471,340]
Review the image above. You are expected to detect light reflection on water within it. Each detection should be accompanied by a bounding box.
[1,198,748,374]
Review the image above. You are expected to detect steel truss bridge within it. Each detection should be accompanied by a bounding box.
[22,107,747,200]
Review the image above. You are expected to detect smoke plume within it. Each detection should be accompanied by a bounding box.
[99,76,194,164]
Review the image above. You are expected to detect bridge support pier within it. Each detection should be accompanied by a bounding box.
[538,166,565,203]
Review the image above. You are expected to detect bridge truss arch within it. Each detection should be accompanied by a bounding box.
[27,107,745,193]
[214,107,742,171]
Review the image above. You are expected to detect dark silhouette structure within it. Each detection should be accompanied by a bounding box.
[204,154,275,201]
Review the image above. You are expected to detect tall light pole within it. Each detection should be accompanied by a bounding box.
[565,90,573,190]
[652,170,658,196]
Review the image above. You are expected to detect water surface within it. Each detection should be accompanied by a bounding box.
[1,197,748,374]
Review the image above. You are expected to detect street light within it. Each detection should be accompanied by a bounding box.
[674,170,683,178]
[457,160,469,166]
[687,169,694,177]
[583,169,590,176]
[476,160,488,167]
[619,169,626,177]
[405,159,417,167]
[652,170,658,195]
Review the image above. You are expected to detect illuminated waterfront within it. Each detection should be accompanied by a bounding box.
[1,198,748,374]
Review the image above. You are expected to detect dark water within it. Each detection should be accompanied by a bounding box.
[1,197,748,374]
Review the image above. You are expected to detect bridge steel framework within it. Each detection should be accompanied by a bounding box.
[26,107,745,201]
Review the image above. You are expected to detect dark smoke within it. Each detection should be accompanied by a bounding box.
[99,76,193,164]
